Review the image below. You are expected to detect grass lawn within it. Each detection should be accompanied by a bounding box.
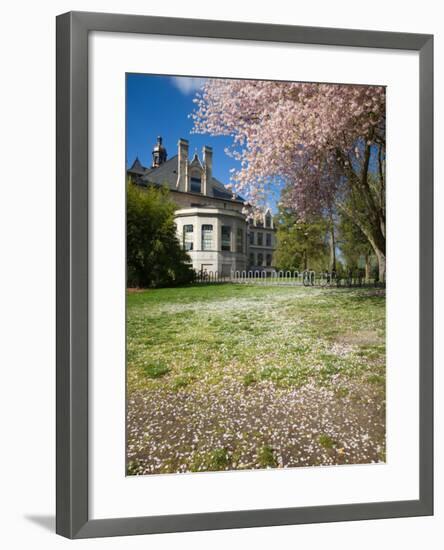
[126,284,386,475]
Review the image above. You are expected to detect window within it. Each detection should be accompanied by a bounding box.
[190,175,201,193]
[183,224,193,250]
[265,212,272,228]
[266,254,272,266]
[201,224,213,250]
[257,253,264,266]
[249,253,255,266]
[221,226,231,251]
[266,233,272,247]
[257,232,263,246]
[249,232,254,245]
[236,228,243,253]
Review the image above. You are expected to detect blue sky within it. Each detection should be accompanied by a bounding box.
[126,73,240,186]
[126,74,381,217]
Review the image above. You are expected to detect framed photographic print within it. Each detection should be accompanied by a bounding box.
[56,11,434,539]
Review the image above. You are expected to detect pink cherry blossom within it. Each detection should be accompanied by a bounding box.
[192,79,385,217]
[192,79,386,279]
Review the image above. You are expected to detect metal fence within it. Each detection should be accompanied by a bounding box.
[194,269,385,288]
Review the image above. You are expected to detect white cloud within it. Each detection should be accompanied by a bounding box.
[170,76,207,95]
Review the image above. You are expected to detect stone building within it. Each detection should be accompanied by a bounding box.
[127,136,276,275]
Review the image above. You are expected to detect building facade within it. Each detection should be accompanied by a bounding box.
[128,137,276,275]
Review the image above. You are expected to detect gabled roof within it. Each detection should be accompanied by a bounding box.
[132,155,244,203]
[189,151,203,168]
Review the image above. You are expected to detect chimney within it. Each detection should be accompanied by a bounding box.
[203,146,213,196]
[176,138,189,192]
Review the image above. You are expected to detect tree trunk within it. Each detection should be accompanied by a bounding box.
[328,223,336,272]
[364,253,371,283]
[337,146,386,282]
[363,232,385,282]
[358,229,385,283]
[375,248,386,283]
[337,203,385,283]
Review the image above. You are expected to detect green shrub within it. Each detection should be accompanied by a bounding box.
[127,179,194,288]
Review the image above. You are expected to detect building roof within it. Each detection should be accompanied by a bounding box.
[128,157,145,174]
[128,155,244,203]
[140,155,178,187]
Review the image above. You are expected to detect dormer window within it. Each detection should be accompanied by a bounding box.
[190,174,202,193]
[265,212,272,228]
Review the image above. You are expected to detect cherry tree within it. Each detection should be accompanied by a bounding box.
[192,79,386,280]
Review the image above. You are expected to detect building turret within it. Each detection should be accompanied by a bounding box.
[151,136,167,168]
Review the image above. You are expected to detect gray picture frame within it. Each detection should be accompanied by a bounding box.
[56,11,434,539]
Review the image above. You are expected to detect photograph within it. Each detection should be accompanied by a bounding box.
[0,1,436,545]
[125,73,386,476]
